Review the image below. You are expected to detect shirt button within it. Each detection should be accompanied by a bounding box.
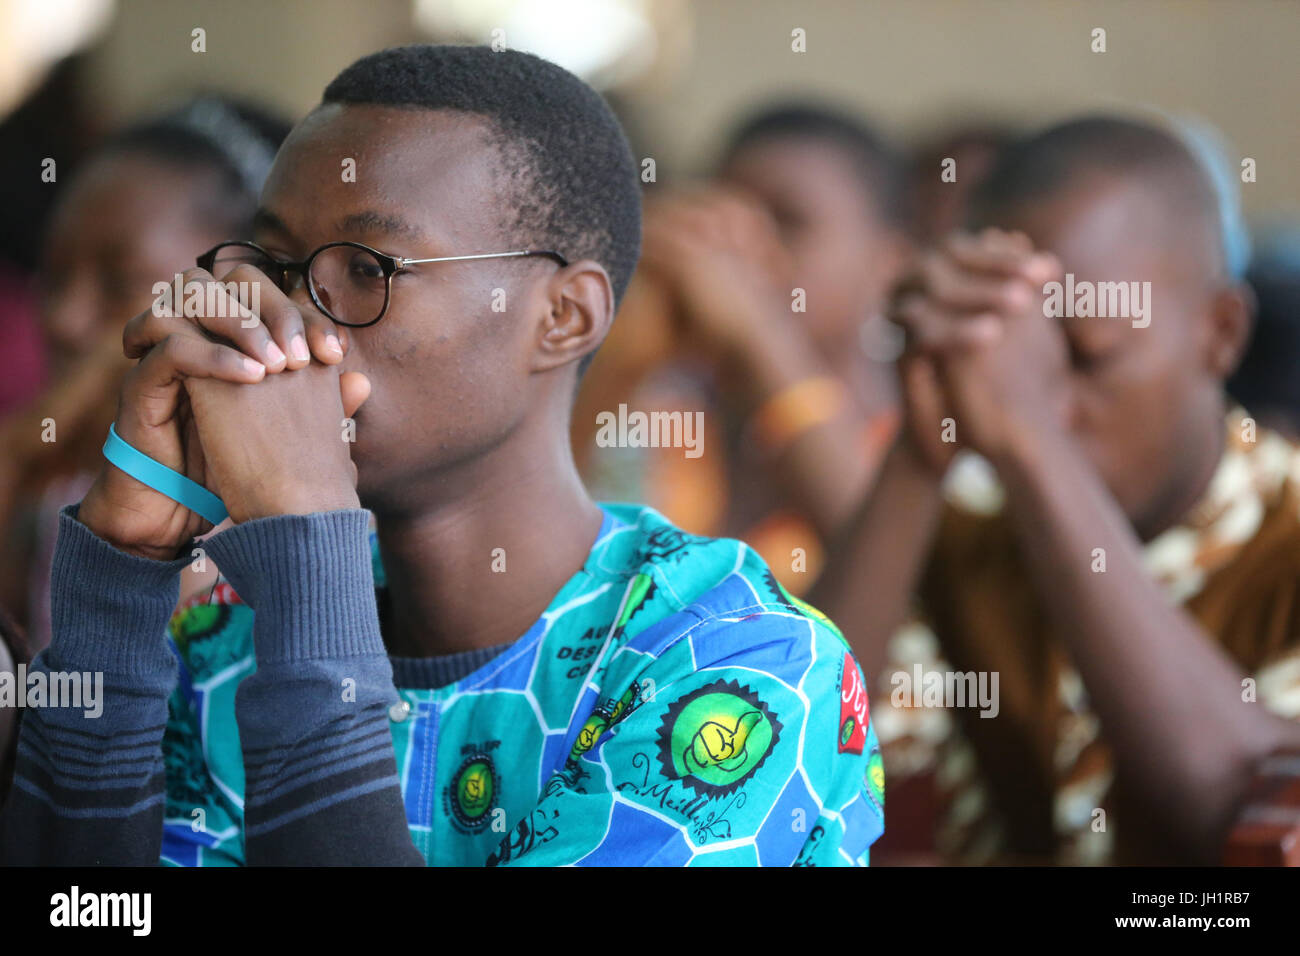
[389,699,411,723]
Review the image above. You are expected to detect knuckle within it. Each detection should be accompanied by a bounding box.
[222,262,258,283]
[278,300,305,328]
[139,309,172,339]
[123,309,149,340]
[927,259,957,296]
[157,334,188,364]
[941,232,968,257]
[918,251,944,283]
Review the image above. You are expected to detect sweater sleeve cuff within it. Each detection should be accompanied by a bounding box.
[47,503,189,675]
[201,509,383,664]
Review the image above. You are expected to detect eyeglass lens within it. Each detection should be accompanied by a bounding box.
[207,243,388,325]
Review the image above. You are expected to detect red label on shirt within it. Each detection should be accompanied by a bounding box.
[838,652,869,754]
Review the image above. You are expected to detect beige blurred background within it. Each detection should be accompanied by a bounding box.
[1,0,1295,216]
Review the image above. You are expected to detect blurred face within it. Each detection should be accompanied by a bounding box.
[1001,172,1236,534]
[39,154,229,376]
[719,136,908,352]
[255,105,565,515]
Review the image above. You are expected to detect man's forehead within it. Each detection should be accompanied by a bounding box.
[286,102,497,164]
[261,104,506,246]
[253,205,430,245]
[1009,174,1203,274]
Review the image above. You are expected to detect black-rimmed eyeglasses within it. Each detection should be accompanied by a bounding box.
[196,240,569,328]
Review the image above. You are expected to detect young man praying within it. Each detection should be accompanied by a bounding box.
[0,45,884,867]
[812,117,1300,865]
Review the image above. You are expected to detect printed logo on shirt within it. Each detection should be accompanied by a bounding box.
[641,525,692,564]
[169,603,232,652]
[838,652,869,755]
[445,751,500,833]
[657,679,782,797]
[614,573,657,633]
[866,749,886,810]
[793,824,827,867]
[568,684,640,765]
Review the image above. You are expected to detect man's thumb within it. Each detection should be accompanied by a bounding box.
[340,371,371,419]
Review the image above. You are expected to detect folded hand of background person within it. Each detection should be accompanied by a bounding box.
[639,187,793,366]
[78,265,351,559]
[888,229,1066,470]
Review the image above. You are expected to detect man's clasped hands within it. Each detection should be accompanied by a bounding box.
[78,264,371,562]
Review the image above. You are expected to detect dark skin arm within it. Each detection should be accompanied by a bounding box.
[83,271,410,865]
[807,418,945,684]
[914,229,1300,863]
[993,419,1300,862]
[809,235,1051,683]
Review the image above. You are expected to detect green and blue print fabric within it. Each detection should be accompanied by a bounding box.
[160,503,885,866]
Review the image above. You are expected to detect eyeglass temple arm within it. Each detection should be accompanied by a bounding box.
[396,250,567,267]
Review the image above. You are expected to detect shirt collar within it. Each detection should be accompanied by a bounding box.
[1143,406,1298,602]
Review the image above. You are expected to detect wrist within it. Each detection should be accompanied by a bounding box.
[77,483,185,563]
[892,430,947,483]
[985,417,1076,487]
[203,509,380,664]
[229,481,360,524]
[744,374,851,459]
[703,301,792,370]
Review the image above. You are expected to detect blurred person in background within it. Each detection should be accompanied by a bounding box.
[811,115,1300,865]
[0,55,106,421]
[575,103,913,594]
[0,96,289,654]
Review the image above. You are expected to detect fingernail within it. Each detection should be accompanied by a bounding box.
[290,334,310,362]
[325,334,343,357]
[266,342,286,366]
[243,358,266,377]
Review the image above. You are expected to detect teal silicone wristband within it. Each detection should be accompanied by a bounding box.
[102,423,229,525]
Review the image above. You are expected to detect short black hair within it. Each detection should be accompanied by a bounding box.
[100,96,291,236]
[719,102,908,231]
[323,44,642,308]
[968,115,1230,276]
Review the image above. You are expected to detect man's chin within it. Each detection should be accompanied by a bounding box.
[353,461,378,510]
[350,443,378,507]
[352,453,409,515]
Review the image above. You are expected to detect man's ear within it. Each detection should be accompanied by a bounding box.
[1204,281,1256,379]
[531,259,615,373]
